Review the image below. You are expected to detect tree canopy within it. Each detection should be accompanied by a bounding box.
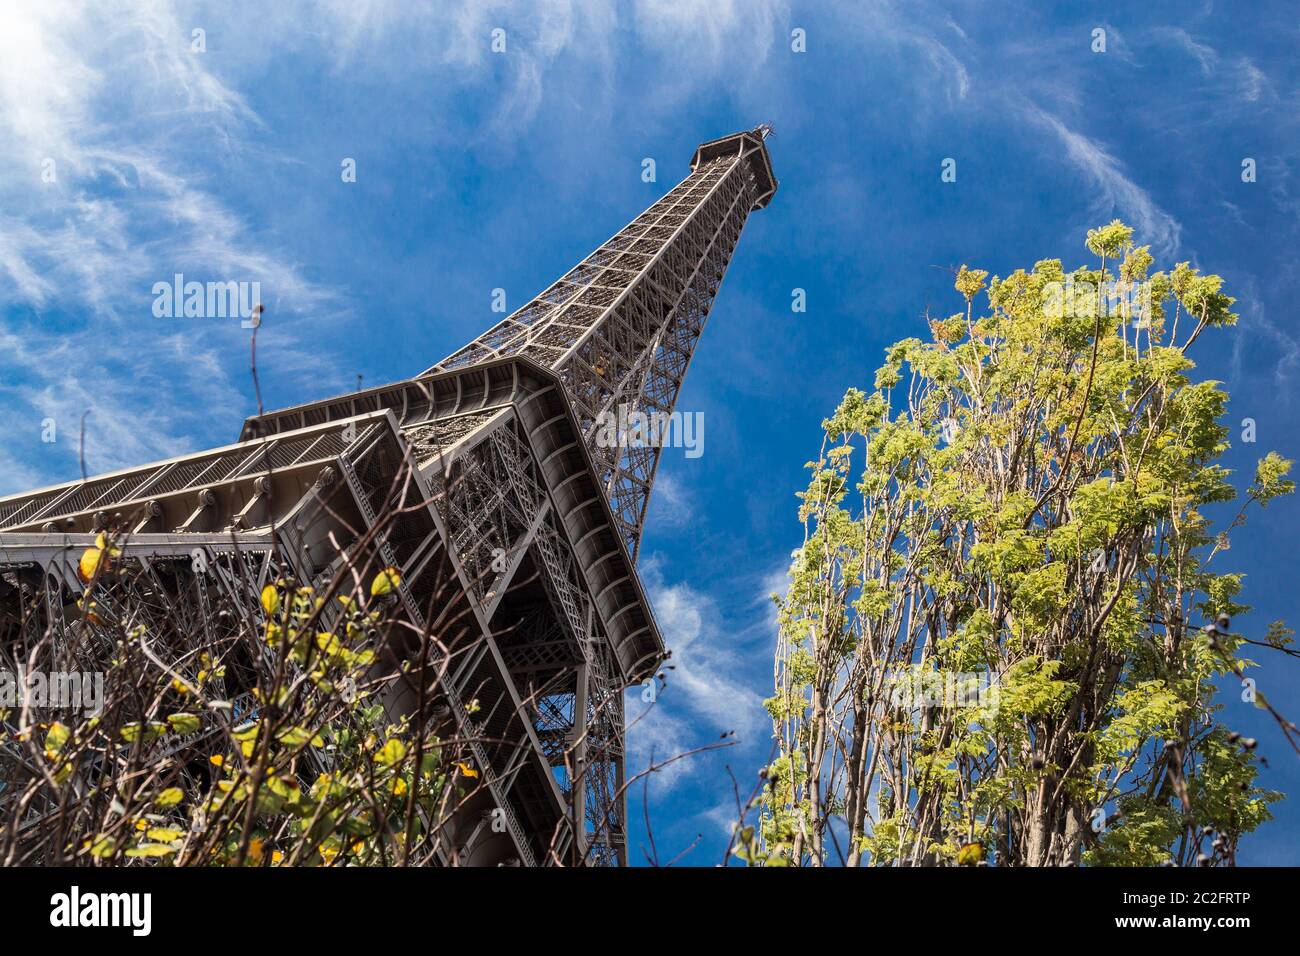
[757,221,1296,867]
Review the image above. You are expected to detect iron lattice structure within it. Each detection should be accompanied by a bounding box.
[0,128,776,866]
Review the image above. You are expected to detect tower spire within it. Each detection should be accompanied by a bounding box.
[427,129,778,559]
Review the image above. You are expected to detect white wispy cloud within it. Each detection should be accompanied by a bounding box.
[626,557,773,790]
[837,1,970,109]
[646,470,693,528]
[758,562,790,606]
[701,797,744,842]
[0,0,792,307]
[1234,58,1267,102]
[1154,26,1218,75]
[648,577,768,734]
[632,0,788,96]
[0,1,341,485]
[1026,107,1182,258]
[1149,29,1270,105]
[1229,278,1300,395]
[915,31,970,102]
[0,322,245,488]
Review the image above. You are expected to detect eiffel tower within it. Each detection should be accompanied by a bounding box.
[0,127,777,866]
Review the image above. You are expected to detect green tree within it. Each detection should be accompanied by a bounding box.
[759,222,1297,867]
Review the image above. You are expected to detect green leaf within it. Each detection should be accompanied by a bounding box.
[167,713,202,735]
[278,726,325,749]
[120,721,167,744]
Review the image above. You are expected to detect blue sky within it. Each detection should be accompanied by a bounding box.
[1,1,1296,865]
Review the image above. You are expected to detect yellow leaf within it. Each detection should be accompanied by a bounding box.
[375,738,407,767]
[45,722,70,754]
[957,842,984,866]
[370,567,401,596]
[146,827,183,842]
[260,584,280,616]
[209,754,224,767]
[455,760,479,779]
[78,546,105,583]
[315,631,342,656]
[156,788,184,808]
[126,843,177,858]
[86,835,116,858]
